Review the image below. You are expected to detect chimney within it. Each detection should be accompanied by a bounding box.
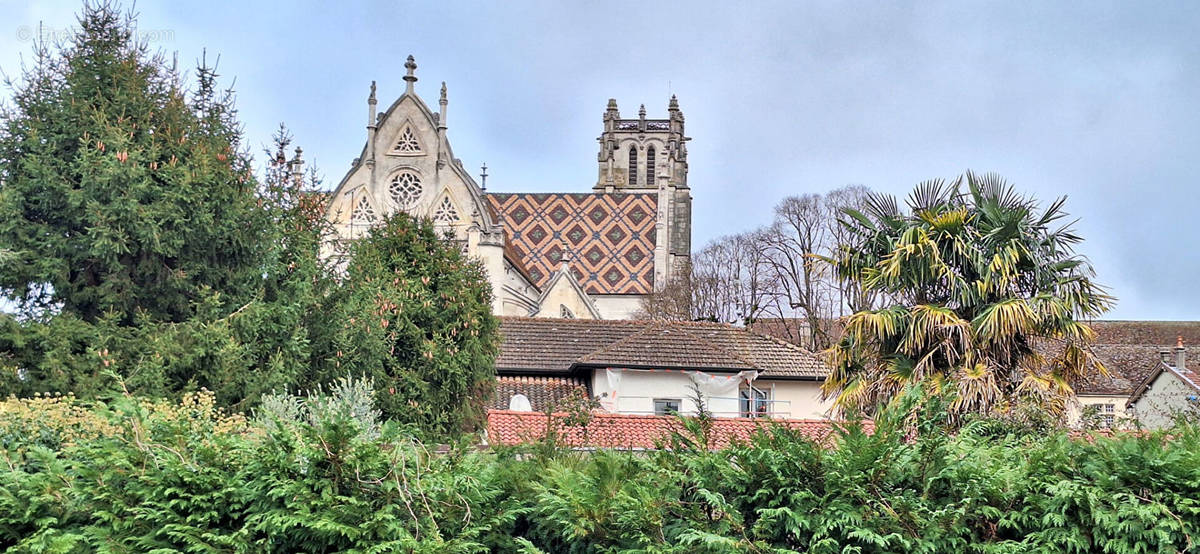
[1175,336,1186,369]
[1160,349,1174,366]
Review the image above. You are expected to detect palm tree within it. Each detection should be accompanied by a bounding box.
[822,172,1113,422]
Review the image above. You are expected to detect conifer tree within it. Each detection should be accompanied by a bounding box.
[321,213,499,435]
[0,3,270,324]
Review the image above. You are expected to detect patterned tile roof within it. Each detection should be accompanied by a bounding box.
[487,193,657,295]
[485,410,866,449]
[496,317,828,378]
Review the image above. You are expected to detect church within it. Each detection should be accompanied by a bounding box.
[322,56,693,320]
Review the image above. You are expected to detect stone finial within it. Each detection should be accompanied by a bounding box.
[369,80,377,104]
[605,98,619,119]
[638,104,646,119]
[403,55,418,93]
[440,81,447,104]
[668,94,679,111]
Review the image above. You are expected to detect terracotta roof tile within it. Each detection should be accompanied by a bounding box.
[485,409,866,449]
[491,375,589,411]
[496,317,828,378]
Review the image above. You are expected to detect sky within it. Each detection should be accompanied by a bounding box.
[2,1,1198,320]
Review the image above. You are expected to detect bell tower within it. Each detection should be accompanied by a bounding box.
[594,96,692,289]
[595,96,689,193]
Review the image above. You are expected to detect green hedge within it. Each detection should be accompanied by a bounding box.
[2,386,1198,553]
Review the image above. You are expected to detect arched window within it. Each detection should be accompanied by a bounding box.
[646,146,656,186]
[628,145,638,186]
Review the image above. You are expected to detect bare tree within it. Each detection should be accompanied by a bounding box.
[637,232,776,324]
[637,185,881,343]
[824,184,879,314]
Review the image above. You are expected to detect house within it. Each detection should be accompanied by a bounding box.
[320,56,692,320]
[752,317,1200,428]
[489,317,833,420]
[1126,339,1200,429]
[1066,322,1200,427]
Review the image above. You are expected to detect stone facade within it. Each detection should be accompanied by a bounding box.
[323,57,692,319]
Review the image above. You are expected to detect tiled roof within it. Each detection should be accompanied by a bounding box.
[501,231,537,288]
[579,325,757,370]
[491,375,588,411]
[485,409,865,449]
[1070,322,1200,396]
[1089,321,1200,346]
[487,193,657,295]
[1127,361,1200,405]
[496,317,827,378]
[495,318,641,372]
[754,318,1200,396]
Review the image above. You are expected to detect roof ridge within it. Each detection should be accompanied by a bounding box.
[670,324,760,368]
[745,326,823,357]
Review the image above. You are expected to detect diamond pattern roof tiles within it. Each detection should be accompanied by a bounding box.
[488,193,657,295]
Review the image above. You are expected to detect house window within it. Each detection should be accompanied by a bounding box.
[740,386,771,418]
[653,398,681,416]
[1100,403,1115,429]
[646,146,656,185]
[628,145,638,186]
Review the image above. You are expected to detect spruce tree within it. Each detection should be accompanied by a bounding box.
[322,213,499,435]
[0,3,270,324]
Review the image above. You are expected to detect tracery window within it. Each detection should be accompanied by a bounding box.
[646,146,656,185]
[351,195,377,224]
[388,171,422,208]
[628,145,638,186]
[560,304,575,319]
[393,126,420,152]
[433,195,459,223]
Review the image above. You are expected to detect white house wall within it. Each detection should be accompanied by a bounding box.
[758,379,834,420]
[591,369,744,418]
[1131,371,1199,429]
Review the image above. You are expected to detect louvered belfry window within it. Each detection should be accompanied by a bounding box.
[646,146,656,186]
[628,145,638,186]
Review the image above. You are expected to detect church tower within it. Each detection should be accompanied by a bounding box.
[595,97,692,283]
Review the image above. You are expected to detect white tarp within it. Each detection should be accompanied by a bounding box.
[602,367,759,414]
[684,370,758,402]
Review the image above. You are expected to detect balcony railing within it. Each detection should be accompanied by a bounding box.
[610,395,791,419]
